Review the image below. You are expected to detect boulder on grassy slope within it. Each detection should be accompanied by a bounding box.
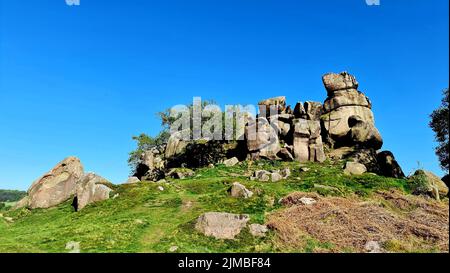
[27,157,84,209]
[74,173,113,211]
[195,212,250,239]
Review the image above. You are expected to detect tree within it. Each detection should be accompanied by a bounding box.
[127,130,170,171]
[429,88,449,172]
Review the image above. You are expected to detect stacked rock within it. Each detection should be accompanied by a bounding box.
[321,72,383,149]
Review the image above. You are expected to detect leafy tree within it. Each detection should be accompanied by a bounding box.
[429,88,449,172]
[127,130,170,171]
[0,189,27,202]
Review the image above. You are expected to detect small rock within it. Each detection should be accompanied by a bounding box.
[253,170,271,182]
[65,241,80,253]
[299,197,316,205]
[135,219,144,224]
[300,167,310,172]
[229,182,253,198]
[208,163,215,168]
[343,161,367,175]
[249,224,268,237]
[157,186,164,191]
[4,216,14,223]
[126,176,140,184]
[223,157,239,167]
[271,172,283,182]
[112,193,120,199]
[195,212,250,240]
[364,241,383,253]
[169,246,178,252]
[280,168,291,179]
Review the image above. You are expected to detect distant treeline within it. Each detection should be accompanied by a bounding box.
[0,189,27,202]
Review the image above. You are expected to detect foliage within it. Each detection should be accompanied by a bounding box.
[128,131,170,171]
[0,190,26,202]
[167,140,226,168]
[429,88,449,172]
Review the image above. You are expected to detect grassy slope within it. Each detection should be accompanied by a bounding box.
[0,160,417,253]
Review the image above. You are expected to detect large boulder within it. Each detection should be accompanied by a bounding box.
[322,71,359,94]
[134,148,166,181]
[165,129,189,158]
[343,161,367,175]
[293,119,326,162]
[245,117,281,159]
[321,72,383,149]
[74,173,113,211]
[27,157,84,209]
[195,212,250,239]
[377,151,405,178]
[409,170,449,200]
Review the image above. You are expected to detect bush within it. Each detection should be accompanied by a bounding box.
[168,140,226,168]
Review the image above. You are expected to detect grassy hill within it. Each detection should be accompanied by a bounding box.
[0,160,448,253]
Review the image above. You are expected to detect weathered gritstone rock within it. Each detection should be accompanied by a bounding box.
[344,161,367,175]
[293,119,326,162]
[27,156,84,209]
[223,157,239,167]
[377,151,405,178]
[245,117,281,159]
[410,170,449,200]
[251,168,290,182]
[258,96,286,116]
[167,168,195,179]
[249,224,269,237]
[75,173,113,211]
[229,182,253,198]
[195,212,250,239]
[321,72,383,150]
[126,176,140,184]
[134,146,167,181]
[165,129,189,158]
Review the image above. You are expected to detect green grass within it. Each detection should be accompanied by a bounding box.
[0,160,412,253]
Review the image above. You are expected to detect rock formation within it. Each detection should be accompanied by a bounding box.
[409,170,449,200]
[130,71,403,181]
[16,156,113,211]
[321,72,382,149]
[27,157,84,209]
[74,173,113,211]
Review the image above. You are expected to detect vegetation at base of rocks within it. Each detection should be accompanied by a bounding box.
[167,140,227,168]
[429,88,449,172]
[0,189,26,203]
[407,171,430,196]
[2,160,445,253]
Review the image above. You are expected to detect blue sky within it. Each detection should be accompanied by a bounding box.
[0,0,448,190]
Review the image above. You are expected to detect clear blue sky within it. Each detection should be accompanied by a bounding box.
[0,0,448,190]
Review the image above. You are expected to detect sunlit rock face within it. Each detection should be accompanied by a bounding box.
[321,71,383,150]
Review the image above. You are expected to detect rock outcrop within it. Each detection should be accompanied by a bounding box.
[245,117,281,159]
[293,119,326,162]
[27,157,84,209]
[409,170,449,200]
[321,72,382,150]
[377,151,405,178]
[74,173,113,211]
[16,157,115,211]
